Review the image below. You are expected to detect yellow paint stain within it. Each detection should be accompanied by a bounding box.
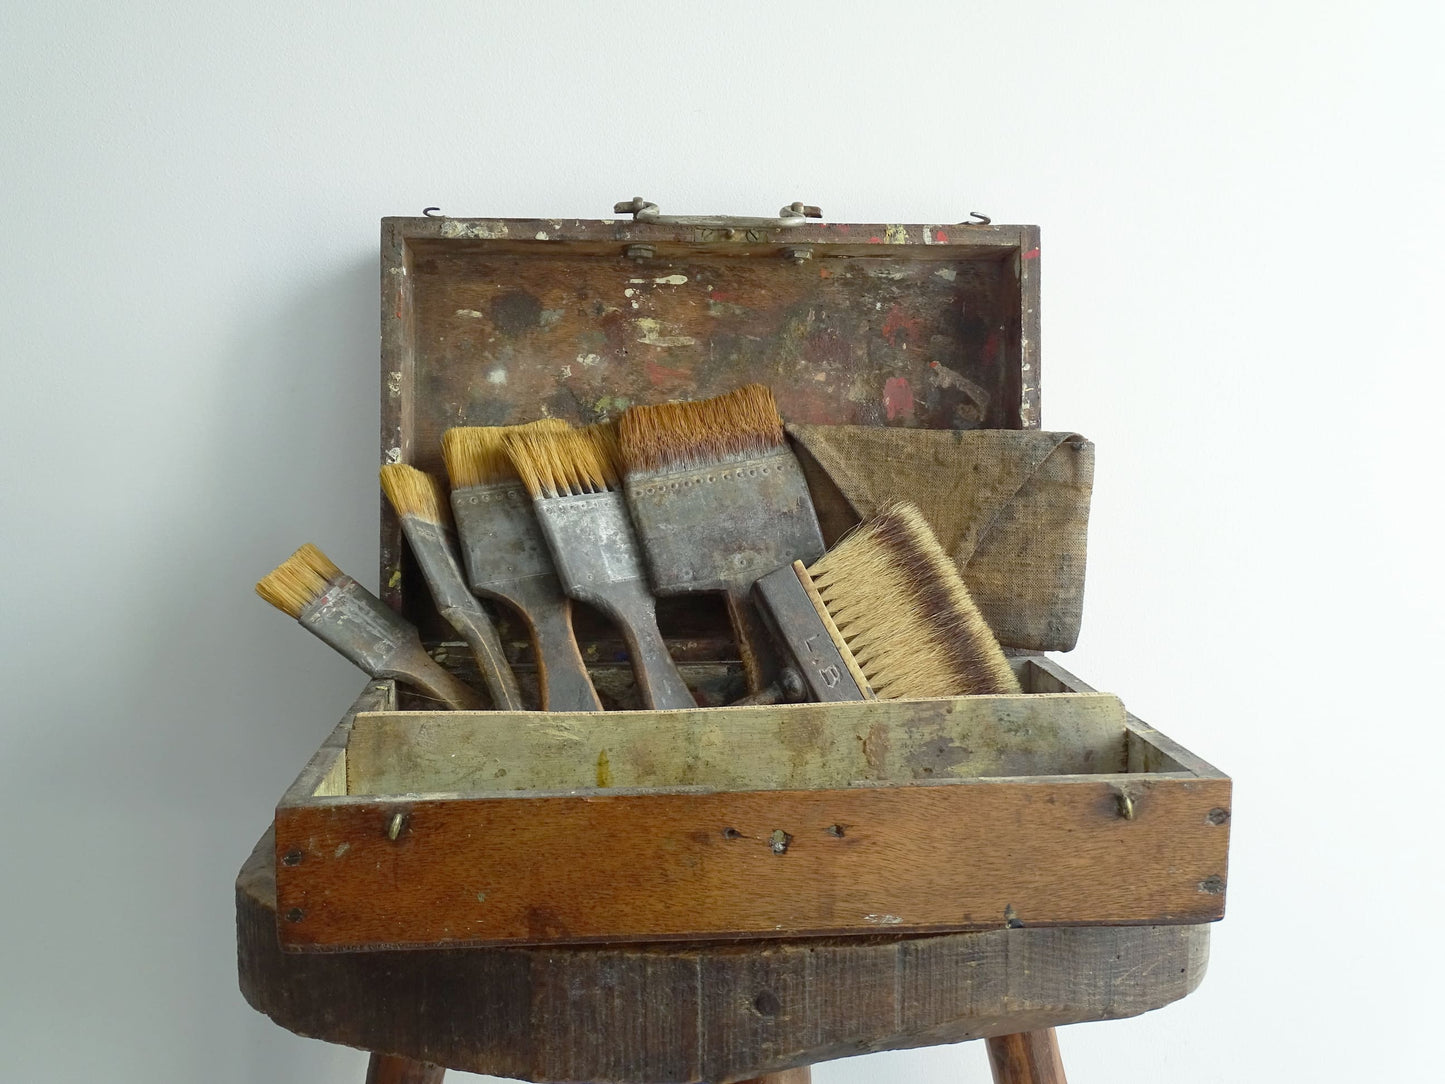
[388,569,403,589]
[884,224,909,244]
[596,749,613,788]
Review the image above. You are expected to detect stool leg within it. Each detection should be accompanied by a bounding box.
[364,1053,445,1084]
[985,1029,1066,1084]
[737,1070,811,1084]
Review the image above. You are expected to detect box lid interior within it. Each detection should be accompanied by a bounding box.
[380,215,1041,694]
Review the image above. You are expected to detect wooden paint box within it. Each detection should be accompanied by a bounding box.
[272,208,1230,951]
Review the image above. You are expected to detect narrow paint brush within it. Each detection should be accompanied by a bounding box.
[256,543,482,709]
[504,421,695,710]
[618,383,824,694]
[380,462,524,710]
[751,503,1020,703]
[441,420,603,712]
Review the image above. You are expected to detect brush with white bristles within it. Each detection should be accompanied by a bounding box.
[380,462,523,710]
[751,504,1020,703]
[256,543,482,709]
[504,422,695,710]
[441,419,602,712]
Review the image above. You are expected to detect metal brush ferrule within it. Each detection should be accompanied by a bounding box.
[452,481,560,592]
[752,564,871,703]
[532,490,646,595]
[299,575,424,676]
[624,447,825,594]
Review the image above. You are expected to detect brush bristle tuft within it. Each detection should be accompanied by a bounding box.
[441,418,570,488]
[807,505,1020,699]
[505,421,621,499]
[380,463,450,525]
[256,543,343,618]
[618,383,785,472]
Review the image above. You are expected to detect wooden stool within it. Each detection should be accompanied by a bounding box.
[239,831,1208,1083]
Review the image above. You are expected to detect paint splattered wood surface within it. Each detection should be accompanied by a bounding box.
[380,217,1040,671]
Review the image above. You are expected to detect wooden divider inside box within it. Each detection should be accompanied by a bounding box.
[274,658,1230,952]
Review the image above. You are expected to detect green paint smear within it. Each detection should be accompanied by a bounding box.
[596,749,613,788]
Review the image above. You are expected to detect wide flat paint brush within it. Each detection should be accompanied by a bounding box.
[441,420,603,712]
[751,503,1020,703]
[618,383,824,694]
[256,543,482,709]
[504,421,695,710]
[380,462,523,710]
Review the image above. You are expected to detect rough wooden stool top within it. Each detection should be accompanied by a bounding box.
[238,830,1208,1083]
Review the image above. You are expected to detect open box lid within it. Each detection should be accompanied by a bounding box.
[379,206,1064,684]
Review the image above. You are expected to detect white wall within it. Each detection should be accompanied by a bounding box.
[3,2,1441,1080]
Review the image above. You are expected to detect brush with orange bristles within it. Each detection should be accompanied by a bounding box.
[441,420,602,712]
[504,421,694,710]
[618,384,824,694]
[751,503,1020,703]
[380,462,523,710]
[256,543,482,709]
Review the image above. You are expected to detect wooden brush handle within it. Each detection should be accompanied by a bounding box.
[383,644,484,710]
[724,584,783,694]
[591,579,695,710]
[444,605,524,710]
[524,594,604,712]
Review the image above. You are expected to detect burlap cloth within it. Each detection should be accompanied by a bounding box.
[787,424,1094,652]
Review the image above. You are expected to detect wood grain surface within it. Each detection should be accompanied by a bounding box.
[345,692,1129,795]
[379,217,1039,647]
[240,828,1209,1083]
[986,1029,1067,1084]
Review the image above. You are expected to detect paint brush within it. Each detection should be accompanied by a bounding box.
[256,543,482,709]
[504,421,695,710]
[751,503,1020,703]
[441,420,603,712]
[618,383,825,693]
[379,462,524,710]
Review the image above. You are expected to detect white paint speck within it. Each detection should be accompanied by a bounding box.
[487,368,508,385]
[624,288,635,297]
[576,353,601,367]
[864,913,903,925]
[653,274,688,285]
[535,231,549,240]
[386,371,402,397]
[560,364,572,377]
[334,842,350,858]
[634,318,697,347]
[455,308,484,318]
[934,267,958,282]
[385,447,402,463]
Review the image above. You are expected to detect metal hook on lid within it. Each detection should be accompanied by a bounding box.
[422,207,444,218]
[612,197,822,230]
[962,211,991,226]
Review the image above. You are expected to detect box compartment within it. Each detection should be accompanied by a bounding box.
[275,657,1229,951]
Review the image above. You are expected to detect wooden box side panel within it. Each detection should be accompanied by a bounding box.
[344,693,1130,797]
[274,770,1230,950]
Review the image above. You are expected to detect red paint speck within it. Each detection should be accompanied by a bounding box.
[1022,247,1040,260]
[868,235,882,244]
[881,304,922,347]
[884,377,914,421]
[933,229,948,243]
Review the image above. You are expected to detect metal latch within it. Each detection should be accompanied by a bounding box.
[613,197,823,230]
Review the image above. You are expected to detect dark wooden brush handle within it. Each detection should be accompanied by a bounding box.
[382,644,484,711]
[443,605,524,710]
[724,583,783,694]
[590,579,695,710]
[524,594,603,711]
